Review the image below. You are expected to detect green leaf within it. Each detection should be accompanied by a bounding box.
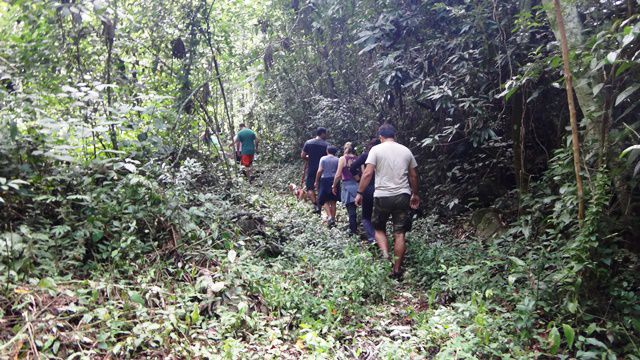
[128,291,145,306]
[52,154,76,162]
[10,179,29,185]
[549,326,561,354]
[123,163,137,173]
[562,324,575,349]
[92,231,104,241]
[585,337,607,349]
[211,281,226,292]
[38,277,57,290]
[497,86,520,102]
[622,31,636,47]
[615,101,640,122]
[508,274,521,285]
[191,303,200,323]
[358,42,378,55]
[9,121,18,140]
[615,62,632,77]
[459,265,477,273]
[592,83,604,96]
[508,256,526,267]
[576,351,599,359]
[52,340,61,354]
[615,84,640,106]
[228,249,237,263]
[43,336,55,350]
[620,145,640,159]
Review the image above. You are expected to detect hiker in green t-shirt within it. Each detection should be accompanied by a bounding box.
[234,123,258,180]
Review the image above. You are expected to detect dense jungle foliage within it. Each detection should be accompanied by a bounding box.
[1,0,640,358]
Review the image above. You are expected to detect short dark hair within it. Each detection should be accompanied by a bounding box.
[377,123,396,138]
[316,127,327,136]
[327,146,338,155]
[239,123,246,128]
[366,137,381,151]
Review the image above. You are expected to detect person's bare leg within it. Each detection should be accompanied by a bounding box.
[375,230,389,260]
[329,201,337,219]
[323,203,331,218]
[308,190,319,212]
[392,232,406,274]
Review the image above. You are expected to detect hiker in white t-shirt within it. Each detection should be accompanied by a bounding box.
[355,124,420,280]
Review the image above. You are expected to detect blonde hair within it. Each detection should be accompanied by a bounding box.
[343,142,354,155]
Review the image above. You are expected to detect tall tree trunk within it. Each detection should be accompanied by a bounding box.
[512,91,528,194]
[544,0,603,146]
[200,0,236,147]
[552,0,585,222]
[104,16,118,151]
[198,99,232,181]
[211,54,235,146]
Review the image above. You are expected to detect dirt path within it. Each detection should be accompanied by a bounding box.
[245,283,436,359]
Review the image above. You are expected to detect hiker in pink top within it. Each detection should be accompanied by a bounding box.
[332,142,359,236]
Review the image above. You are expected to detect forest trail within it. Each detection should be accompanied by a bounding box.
[231,171,456,359]
[1,166,466,359]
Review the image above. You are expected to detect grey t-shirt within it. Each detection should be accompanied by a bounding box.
[365,141,417,197]
[319,155,339,179]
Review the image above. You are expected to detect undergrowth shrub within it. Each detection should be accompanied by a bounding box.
[0,156,240,282]
[406,146,640,357]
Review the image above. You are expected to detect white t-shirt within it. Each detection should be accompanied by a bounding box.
[365,141,418,197]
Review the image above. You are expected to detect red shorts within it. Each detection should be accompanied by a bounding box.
[240,154,254,167]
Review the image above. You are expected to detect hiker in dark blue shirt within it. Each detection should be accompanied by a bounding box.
[350,138,380,243]
[301,127,329,213]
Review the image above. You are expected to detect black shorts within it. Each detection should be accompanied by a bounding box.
[305,174,316,191]
[372,194,412,233]
[317,178,338,206]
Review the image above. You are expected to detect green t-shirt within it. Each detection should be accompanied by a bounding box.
[236,128,257,155]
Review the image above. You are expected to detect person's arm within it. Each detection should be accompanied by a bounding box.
[315,163,323,189]
[350,153,366,173]
[355,164,375,206]
[357,164,375,193]
[355,150,376,206]
[234,135,241,153]
[350,153,366,181]
[408,165,420,209]
[332,157,345,194]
